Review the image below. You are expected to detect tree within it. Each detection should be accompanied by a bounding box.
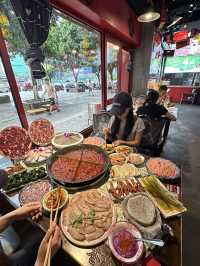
[43,15,101,88]
[107,47,118,86]
[44,19,84,86]
[0,0,30,56]
[1,3,102,94]
[82,31,101,87]
[108,61,118,84]
[91,64,101,88]
[44,61,57,80]
[0,0,40,99]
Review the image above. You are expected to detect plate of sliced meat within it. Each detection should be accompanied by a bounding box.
[29,119,55,146]
[107,178,144,200]
[48,144,110,186]
[83,136,105,146]
[146,158,180,179]
[0,126,32,160]
[24,146,53,166]
[61,189,116,247]
[6,163,26,176]
[19,180,52,205]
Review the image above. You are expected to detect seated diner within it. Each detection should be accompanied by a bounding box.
[104,92,145,147]
[137,89,176,121]
[157,85,169,106]
[0,0,191,264]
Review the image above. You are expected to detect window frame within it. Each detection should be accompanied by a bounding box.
[0,3,133,135]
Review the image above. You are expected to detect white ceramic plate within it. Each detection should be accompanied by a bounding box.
[60,191,116,247]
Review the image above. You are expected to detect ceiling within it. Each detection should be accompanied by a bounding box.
[128,0,200,27]
[166,0,200,24]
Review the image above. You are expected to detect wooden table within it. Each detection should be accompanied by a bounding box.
[0,180,182,266]
[1,161,183,266]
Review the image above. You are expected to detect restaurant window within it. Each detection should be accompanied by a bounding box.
[163,55,200,86]
[163,73,194,86]
[193,72,200,85]
[1,1,101,132]
[107,42,120,100]
[0,57,21,129]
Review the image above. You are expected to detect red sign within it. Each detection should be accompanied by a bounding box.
[173,31,188,43]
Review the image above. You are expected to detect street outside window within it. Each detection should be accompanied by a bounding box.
[0,1,101,132]
[0,57,21,129]
[107,42,119,100]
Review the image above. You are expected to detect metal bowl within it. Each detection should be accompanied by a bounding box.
[47,144,110,187]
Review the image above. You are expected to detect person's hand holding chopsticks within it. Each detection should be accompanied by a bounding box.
[34,222,61,266]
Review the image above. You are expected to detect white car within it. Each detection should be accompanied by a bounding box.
[0,82,9,93]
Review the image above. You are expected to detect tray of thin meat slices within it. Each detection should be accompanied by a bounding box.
[146,157,180,180]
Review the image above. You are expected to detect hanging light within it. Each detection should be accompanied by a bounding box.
[167,16,183,28]
[137,0,160,23]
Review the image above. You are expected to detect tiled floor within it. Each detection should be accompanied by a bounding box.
[163,104,200,266]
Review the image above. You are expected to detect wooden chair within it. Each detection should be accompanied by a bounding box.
[137,115,171,156]
[92,111,111,137]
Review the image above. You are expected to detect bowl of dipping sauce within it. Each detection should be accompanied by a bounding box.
[52,132,83,149]
[42,187,68,214]
[108,221,144,264]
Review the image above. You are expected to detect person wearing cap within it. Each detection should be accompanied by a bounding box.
[137,89,176,120]
[103,92,145,147]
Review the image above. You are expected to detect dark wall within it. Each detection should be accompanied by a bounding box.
[82,0,141,46]
[132,23,154,96]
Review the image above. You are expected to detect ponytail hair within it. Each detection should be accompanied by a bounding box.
[144,89,159,107]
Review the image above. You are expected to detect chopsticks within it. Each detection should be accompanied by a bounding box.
[44,189,61,266]
[50,196,53,227]
[47,199,53,266]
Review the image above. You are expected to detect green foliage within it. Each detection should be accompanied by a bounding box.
[0,0,29,56]
[43,16,100,82]
[1,2,101,83]
[107,46,118,82]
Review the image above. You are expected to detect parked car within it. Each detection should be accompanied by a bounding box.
[65,80,75,91]
[37,85,43,91]
[0,79,10,93]
[77,82,89,92]
[0,86,9,93]
[54,84,64,91]
[93,82,100,90]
